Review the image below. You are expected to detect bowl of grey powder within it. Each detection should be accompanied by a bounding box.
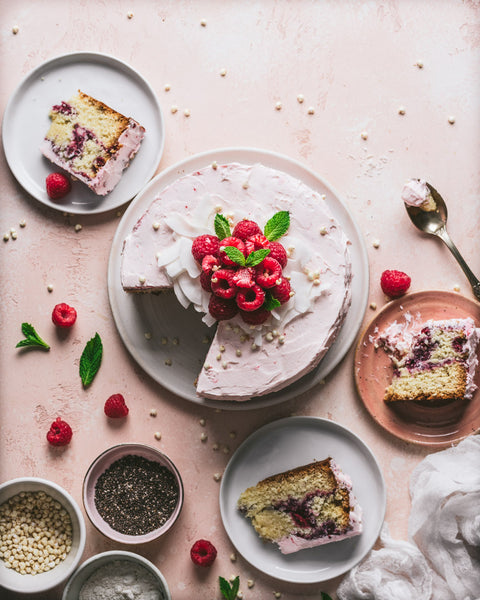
[0,477,86,594]
[83,443,183,544]
[62,550,171,600]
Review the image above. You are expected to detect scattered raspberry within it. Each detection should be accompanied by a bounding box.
[51,303,77,328]
[232,219,261,240]
[211,269,237,299]
[208,296,238,321]
[236,284,265,312]
[267,241,288,268]
[104,394,129,418]
[380,269,411,298]
[232,267,256,288]
[46,417,72,446]
[240,308,270,325]
[45,173,71,200]
[244,232,269,254]
[271,276,292,304]
[190,539,217,567]
[219,237,245,266]
[201,254,219,274]
[191,235,220,263]
[256,257,282,289]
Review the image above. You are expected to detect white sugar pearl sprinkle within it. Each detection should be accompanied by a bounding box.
[220,68,227,77]
[297,94,304,103]
[12,25,19,34]
[154,432,162,440]
[448,116,456,124]
[307,106,315,115]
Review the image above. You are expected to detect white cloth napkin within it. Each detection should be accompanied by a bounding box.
[337,435,480,600]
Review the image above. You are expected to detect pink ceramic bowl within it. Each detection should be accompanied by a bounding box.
[83,443,183,544]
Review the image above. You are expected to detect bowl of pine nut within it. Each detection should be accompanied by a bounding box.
[0,477,86,594]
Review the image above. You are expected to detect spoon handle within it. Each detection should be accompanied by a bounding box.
[436,227,480,301]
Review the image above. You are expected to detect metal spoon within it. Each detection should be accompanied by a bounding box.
[404,182,480,301]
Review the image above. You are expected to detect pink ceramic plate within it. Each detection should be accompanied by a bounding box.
[354,290,480,447]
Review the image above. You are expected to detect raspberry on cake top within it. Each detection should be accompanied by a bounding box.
[41,90,145,196]
[120,162,352,401]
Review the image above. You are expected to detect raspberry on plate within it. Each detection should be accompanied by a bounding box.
[191,234,220,263]
[271,276,292,304]
[104,394,129,418]
[236,284,265,312]
[380,269,411,298]
[46,417,72,446]
[45,172,71,200]
[51,303,77,328]
[210,268,237,299]
[219,237,246,266]
[267,241,288,268]
[240,308,270,325]
[256,257,282,289]
[190,539,217,567]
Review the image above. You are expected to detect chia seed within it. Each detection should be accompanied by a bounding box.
[94,454,179,535]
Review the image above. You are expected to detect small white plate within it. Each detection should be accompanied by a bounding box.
[219,417,386,583]
[108,147,369,409]
[2,52,164,214]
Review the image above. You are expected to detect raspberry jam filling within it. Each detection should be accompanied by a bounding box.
[273,491,349,540]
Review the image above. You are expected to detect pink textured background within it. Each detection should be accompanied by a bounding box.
[1,1,479,598]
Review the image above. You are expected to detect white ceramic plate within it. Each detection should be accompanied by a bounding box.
[219,417,386,583]
[2,52,164,214]
[107,148,369,409]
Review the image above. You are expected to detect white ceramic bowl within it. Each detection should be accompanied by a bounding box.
[62,550,171,600]
[83,443,183,544]
[0,477,86,594]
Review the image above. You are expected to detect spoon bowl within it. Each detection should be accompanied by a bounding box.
[404,181,480,302]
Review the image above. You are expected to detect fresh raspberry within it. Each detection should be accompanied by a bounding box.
[210,269,237,299]
[244,233,269,255]
[45,173,71,200]
[208,295,238,321]
[219,237,246,266]
[200,270,212,292]
[255,257,283,289]
[51,303,77,328]
[232,219,262,241]
[190,539,217,567]
[271,277,292,304]
[267,241,288,268]
[191,235,220,263]
[201,254,219,274]
[104,394,129,418]
[380,269,411,298]
[240,308,270,325]
[46,417,72,446]
[236,284,265,312]
[232,267,256,288]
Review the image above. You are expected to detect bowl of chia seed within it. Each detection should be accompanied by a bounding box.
[82,443,183,544]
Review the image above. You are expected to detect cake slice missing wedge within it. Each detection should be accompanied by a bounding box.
[237,459,362,554]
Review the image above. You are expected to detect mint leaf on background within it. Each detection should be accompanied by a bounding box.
[16,323,50,350]
[264,210,290,241]
[263,290,281,311]
[214,213,231,240]
[219,576,239,600]
[245,247,270,266]
[79,332,103,387]
[223,246,246,266]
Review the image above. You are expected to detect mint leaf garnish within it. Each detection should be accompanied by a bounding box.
[321,594,333,600]
[263,290,281,311]
[214,213,231,240]
[245,247,270,267]
[16,323,50,350]
[219,576,239,600]
[264,210,290,241]
[79,332,103,387]
[223,246,245,266]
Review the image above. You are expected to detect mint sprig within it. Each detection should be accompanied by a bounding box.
[214,213,231,240]
[222,246,271,267]
[219,576,239,600]
[264,210,290,241]
[16,323,50,350]
[263,290,281,311]
[79,332,103,387]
